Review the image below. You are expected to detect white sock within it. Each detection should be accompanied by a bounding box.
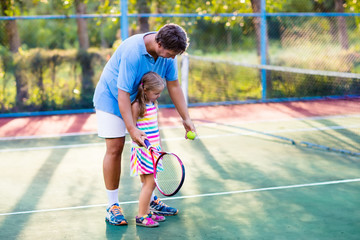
[106,188,119,208]
[141,183,156,202]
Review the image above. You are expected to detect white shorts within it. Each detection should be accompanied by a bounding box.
[96,110,127,138]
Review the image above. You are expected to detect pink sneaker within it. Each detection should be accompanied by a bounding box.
[151,212,166,222]
[135,214,159,228]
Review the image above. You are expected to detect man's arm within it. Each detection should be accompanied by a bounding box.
[166,80,196,134]
[118,89,147,146]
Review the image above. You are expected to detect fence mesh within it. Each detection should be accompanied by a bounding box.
[267,16,360,71]
[1,0,360,113]
[183,56,360,104]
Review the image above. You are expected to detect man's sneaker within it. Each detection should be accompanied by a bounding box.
[135,214,159,228]
[149,196,178,216]
[105,203,128,225]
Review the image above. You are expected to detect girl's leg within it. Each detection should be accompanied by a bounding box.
[140,178,155,202]
[136,174,165,227]
[141,175,179,217]
[138,174,156,216]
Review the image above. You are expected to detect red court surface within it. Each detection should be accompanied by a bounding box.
[0,98,359,138]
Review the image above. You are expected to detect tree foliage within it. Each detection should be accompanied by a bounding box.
[0,0,359,113]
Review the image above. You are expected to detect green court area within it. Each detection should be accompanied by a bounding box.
[0,114,359,239]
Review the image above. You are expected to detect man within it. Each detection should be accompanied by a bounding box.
[93,23,196,225]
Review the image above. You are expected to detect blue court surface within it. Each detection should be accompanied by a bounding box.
[0,112,359,239]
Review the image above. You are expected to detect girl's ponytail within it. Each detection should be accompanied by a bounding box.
[136,82,147,118]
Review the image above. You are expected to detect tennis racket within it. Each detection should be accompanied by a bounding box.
[144,139,185,197]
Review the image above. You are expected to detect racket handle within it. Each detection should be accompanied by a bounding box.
[144,139,151,149]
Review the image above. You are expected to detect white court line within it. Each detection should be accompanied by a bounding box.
[0,124,359,153]
[0,142,106,153]
[0,131,98,141]
[0,178,359,216]
[204,114,360,127]
[268,124,360,134]
[1,113,359,141]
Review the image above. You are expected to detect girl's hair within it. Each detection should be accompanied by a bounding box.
[135,72,165,118]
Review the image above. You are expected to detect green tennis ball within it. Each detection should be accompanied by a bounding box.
[187,131,196,140]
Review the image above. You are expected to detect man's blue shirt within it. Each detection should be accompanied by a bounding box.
[93,32,178,118]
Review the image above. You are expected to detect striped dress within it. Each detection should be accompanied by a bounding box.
[130,102,162,176]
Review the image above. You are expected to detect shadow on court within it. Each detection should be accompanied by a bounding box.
[0,146,69,239]
[0,111,359,239]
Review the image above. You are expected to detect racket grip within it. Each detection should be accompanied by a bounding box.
[144,139,151,149]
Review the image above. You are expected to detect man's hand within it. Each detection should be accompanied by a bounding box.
[183,118,196,139]
[128,127,147,147]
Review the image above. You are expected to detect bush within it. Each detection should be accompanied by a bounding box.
[0,48,112,113]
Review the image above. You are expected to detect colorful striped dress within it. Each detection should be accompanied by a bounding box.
[130,102,162,176]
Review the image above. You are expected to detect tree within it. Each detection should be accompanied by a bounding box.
[249,0,269,61]
[137,0,150,33]
[97,0,114,48]
[313,0,349,50]
[335,0,349,50]
[75,0,90,50]
[0,0,28,111]
[0,0,21,53]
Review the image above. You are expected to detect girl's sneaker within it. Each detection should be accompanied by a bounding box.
[136,214,159,228]
[151,212,166,222]
[150,196,178,216]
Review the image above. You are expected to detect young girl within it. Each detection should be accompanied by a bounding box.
[130,72,167,227]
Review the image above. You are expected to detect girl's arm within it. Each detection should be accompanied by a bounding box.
[157,106,163,150]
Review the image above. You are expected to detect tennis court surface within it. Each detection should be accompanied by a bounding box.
[0,99,359,239]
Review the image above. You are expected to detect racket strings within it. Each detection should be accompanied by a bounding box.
[155,153,184,195]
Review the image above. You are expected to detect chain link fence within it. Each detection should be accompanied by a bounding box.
[0,0,359,114]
